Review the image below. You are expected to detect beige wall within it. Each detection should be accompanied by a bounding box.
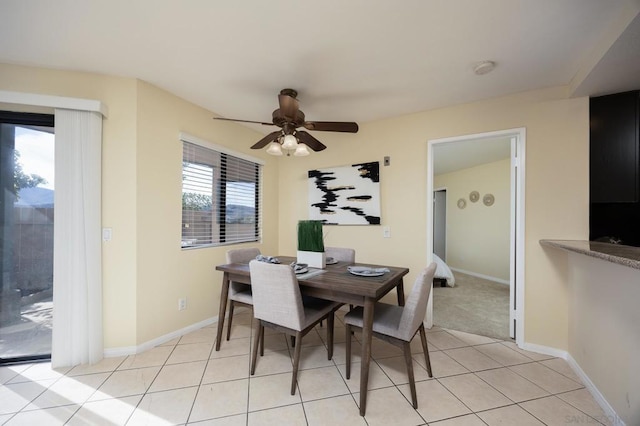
[434,159,510,281]
[278,87,589,350]
[133,80,280,344]
[1,63,141,347]
[1,62,591,352]
[566,253,640,425]
[0,63,280,348]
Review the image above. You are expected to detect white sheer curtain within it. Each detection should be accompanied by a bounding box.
[51,109,103,368]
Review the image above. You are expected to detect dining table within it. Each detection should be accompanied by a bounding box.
[214,256,409,416]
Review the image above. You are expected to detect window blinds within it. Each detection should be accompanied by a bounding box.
[182,141,260,247]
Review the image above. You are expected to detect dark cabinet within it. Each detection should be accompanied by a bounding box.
[589,91,639,203]
[589,90,640,247]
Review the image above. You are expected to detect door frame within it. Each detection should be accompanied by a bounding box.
[433,188,447,261]
[0,111,55,364]
[426,128,525,346]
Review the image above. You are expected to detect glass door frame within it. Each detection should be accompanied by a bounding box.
[0,110,55,365]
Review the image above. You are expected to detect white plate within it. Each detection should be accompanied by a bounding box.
[347,266,388,277]
[349,269,385,277]
[295,267,309,274]
[325,257,338,265]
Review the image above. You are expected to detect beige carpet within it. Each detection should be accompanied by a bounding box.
[433,271,510,340]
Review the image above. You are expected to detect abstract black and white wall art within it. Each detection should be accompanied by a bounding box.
[308,162,381,225]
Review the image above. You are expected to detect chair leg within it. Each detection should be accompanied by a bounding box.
[290,335,296,347]
[260,324,265,356]
[250,321,262,375]
[326,313,334,360]
[226,300,235,341]
[291,331,303,395]
[345,323,352,379]
[403,341,418,409]
[419,324,433,377]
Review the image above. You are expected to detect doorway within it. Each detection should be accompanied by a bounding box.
[426,128,525,345]
[0,111,55,364]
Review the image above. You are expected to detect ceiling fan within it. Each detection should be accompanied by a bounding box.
[214,88,359,156]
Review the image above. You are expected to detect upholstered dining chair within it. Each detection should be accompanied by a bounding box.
[325,246,356,263]
[249,260,341,395]
[344,262,437,408]
[225,247,261,341]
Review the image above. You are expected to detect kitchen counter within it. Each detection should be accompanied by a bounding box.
[540,239,640,423]
[539,239,640,270]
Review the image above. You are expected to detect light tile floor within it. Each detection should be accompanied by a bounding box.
[0,308,616,425]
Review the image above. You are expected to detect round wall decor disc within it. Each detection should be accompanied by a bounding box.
[457,198,466,209]
[483,193,495,206]
[469,191,479,202]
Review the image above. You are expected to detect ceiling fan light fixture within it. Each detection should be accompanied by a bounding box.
[281,134,298,150]
[266,141,283,156]
[293,143,310,157]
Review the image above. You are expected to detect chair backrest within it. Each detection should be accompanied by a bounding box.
[226,247,261,264]
[325,247,355,263]
[397,262,437,341]
[249,260,305,331]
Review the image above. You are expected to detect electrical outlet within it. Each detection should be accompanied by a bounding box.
[178,298,187,311]
[384,156,390,166]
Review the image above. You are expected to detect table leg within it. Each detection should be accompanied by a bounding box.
[359,297,375,416]
[215,272,230,351]
[396,278,405,306]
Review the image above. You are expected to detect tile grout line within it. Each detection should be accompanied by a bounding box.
[182,326,221,425]
[121,337,181,425]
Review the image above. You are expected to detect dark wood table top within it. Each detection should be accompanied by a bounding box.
[215,256,409,300]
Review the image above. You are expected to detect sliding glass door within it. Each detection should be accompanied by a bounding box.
[0,111,55,364]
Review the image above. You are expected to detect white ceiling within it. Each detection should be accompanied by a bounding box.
[1,0,639,134]
[433,138,511,176]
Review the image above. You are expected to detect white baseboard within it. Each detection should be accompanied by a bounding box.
[103,316,218,358]
[564,354,626,426]
[520,341,567,359]
[450,267,509,285]
[520,341,625,426]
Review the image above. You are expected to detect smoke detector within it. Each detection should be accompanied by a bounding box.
[473,61,496,75]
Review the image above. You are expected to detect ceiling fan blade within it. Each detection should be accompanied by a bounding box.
[214,117,273,126]
[296,131,326,152]
[303,121,359,133]
[250,131,281,149]
[278,93,300,120]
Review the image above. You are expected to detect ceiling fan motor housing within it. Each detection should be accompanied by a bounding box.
[280,88,298,98]
[272,109,305,130]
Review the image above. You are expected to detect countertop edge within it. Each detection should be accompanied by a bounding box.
[540,239,640,270]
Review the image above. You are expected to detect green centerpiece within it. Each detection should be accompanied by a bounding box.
[297,220,326,268]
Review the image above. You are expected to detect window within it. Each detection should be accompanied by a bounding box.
[181,135,262,248]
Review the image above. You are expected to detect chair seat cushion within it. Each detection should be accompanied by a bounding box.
[229,287,253,304]
[301,296,342,329]
[344,303,405,340]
